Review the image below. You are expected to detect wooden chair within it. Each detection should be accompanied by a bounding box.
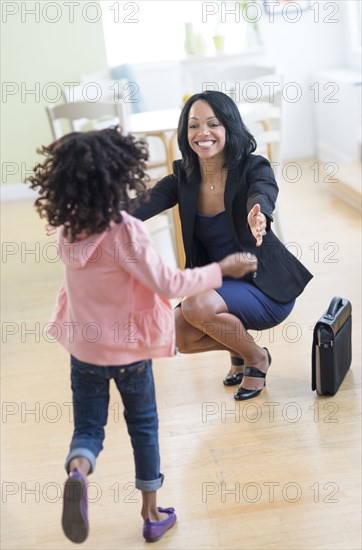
[47,101,171,172]
[46,100,127,140]
[246,114,284,240]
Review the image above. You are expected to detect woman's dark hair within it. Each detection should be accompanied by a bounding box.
[27,126,149,242]
[177,90,257,185]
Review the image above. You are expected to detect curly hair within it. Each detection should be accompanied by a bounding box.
[177,90,257,186]
[27,126,149,242]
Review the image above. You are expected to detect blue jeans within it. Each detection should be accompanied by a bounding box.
[66,355,164,492]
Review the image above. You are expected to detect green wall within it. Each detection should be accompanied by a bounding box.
[1,1,108,184]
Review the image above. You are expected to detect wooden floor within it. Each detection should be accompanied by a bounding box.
[1,159,361,550]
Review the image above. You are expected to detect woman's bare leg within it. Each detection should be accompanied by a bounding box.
[178,291,270,391]
[175,306,244,376]
[175,307,229,353]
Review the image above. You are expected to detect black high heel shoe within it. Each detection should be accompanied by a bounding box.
[234,348,271,401]
[223,356,244,387]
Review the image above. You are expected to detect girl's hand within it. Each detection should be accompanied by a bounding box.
[45,224,57,236]
[248,203,267,247]
[219,252,257,278]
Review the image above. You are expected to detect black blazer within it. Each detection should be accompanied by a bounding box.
[134,155,313,303]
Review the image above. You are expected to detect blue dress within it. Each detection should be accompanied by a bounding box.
[194,211,295,330]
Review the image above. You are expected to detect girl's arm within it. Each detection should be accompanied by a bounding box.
[115,216,257,299]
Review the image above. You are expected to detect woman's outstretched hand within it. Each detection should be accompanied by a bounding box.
[219,252,257,278]
[248,203,267,247]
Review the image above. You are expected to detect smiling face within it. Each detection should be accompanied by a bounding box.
[187,100,226,166]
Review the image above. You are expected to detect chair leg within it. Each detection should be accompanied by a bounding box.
[172,206,185,268]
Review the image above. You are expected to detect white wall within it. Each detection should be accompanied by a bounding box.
[1,1,108,185]
[258,0,346,159]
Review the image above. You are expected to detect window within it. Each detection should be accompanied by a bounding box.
[101,0,262,66]
[101,1,204,65]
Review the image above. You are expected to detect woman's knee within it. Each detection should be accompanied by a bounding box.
[181,291,226,327]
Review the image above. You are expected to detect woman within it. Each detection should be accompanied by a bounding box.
[134,91,313,400]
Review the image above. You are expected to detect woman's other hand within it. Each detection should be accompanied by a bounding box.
[219,252,257,278]
[248,203,267,247]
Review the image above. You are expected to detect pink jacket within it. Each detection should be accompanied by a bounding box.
[48,211,222,365]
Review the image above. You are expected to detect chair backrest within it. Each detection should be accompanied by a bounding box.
[216,66,284,170]
[247,117,281,166]
[202,64,283,163]
[210,65,282,107]
[61,78,130,106]
[46,101,128,140]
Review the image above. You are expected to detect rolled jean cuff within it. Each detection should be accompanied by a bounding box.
[65,447,96,474]
[136,473,164,492]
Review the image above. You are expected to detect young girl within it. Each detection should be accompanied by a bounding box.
[28,127,257,544]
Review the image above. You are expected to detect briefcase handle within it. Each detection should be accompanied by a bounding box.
[324,296,344,320]
[319,296,352,337]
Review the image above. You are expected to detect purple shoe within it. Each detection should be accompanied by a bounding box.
[143,507,177,543]
[62,469,89,543]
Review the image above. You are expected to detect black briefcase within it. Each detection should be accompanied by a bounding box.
[312,296,352,396]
